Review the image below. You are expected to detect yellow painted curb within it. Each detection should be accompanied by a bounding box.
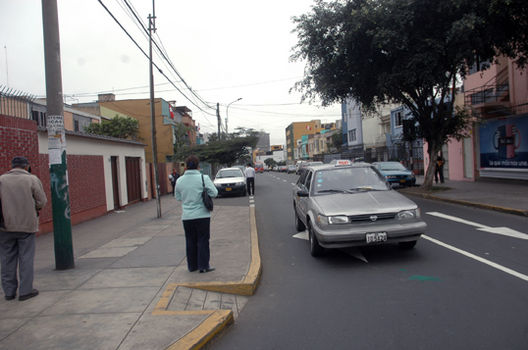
[165,310,234,350]
[155,205,262,350]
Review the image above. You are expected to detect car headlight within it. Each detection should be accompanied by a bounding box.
[237,181,245,186]
[397,208,420,220]
[317,214,349,225]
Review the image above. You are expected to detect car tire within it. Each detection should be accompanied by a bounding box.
[294,207,306,232]
[398,240,417,249]
[308,222,324,257]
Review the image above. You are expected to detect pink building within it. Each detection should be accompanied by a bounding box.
[426,57,528,182]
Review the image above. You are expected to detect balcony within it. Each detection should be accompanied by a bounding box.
[464,67,511,118]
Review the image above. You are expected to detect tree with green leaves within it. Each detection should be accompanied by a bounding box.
[173,123,193,161]
[292,0,528,189]
[84,115,139,140]
[179,135,258,167]
[264,158,277,169]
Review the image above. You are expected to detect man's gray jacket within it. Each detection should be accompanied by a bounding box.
[0,168,47,233]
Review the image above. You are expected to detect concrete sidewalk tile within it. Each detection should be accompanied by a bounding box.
[167,286,193,311]
[41,286,160,315]
[0,317,29,340]
[79,246,138,259]
[33,268,101,291]
[117,313,209,350]
[203,291,222,311]
[80,267,174,289]
[110,236,186,269]
[0,313,140,350]
[187,288,208,310]
[0,291,68,319]
[100,237,153,248]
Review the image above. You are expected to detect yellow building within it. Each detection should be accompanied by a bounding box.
[285,120,322,160]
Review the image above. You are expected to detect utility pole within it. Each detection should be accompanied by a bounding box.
[41,0,74,270]
[148,0,161,218]
[216,102,221,139]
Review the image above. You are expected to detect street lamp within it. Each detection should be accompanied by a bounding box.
[226,97,242,135]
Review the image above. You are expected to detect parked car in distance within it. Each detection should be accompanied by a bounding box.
[213,167,246,197]
[372,161,416,187]
[233,165,246,176]
[279,165,288,172]
[254,162,264,173]
[287,165,297,173]
[293,163,426,256]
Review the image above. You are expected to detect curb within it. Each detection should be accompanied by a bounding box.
[160,205,262,349]
[400,189,528,217]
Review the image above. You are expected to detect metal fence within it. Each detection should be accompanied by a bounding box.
[0,86,36,119]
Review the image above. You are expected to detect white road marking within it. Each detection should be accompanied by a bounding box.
[291,183,296,186]
[293,231,308,240]
[426,212,528,240]
[282,179,287,182]
[292,232,368,262]
[423,235,528,282]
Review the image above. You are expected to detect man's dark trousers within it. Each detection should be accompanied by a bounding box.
[0,232,35,297]
[246,177,255,195]
[182,218,211,271]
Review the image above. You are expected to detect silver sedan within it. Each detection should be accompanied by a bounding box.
[293,163,427,256]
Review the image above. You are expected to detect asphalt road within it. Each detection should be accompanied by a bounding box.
[208,172,528,350]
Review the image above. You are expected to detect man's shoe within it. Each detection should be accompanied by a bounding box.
[19,289,39,301]
[4,295,15,301]
[199,267,215,273]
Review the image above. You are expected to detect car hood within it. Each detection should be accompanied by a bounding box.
[379,170,413,176]
[214,177,245,185]
[312,190,417,216]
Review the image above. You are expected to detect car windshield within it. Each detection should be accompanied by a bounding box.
[313,167,388,195]
[378,162,407,171]
[216,169,243,178]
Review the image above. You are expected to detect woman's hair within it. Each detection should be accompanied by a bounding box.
[185,155,199,170]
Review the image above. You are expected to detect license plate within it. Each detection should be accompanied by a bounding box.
[366,232,387,243]
[400,179,406,183]
[225,187,232,191]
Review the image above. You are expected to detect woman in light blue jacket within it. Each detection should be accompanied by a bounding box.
[175,155,218,273]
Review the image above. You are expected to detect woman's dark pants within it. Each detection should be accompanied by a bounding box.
[182,218,211,271]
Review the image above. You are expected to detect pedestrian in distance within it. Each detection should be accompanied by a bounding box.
[169,168,179,194]
[434,153,445,184]
[244,163,256,196]
[0,156,47,301]
[175,155,218,273]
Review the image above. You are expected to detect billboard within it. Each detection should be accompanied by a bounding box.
[479,115,528,169]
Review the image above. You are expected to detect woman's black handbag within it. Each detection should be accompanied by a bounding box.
[201,174,214,211]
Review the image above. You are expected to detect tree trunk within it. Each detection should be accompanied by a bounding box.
[422,143,441,191]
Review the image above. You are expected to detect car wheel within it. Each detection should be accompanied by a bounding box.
[398,240,417,249]
[294,207,306,232]
[308,222,324,257]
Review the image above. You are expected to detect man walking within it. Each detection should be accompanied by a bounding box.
[0,157,47,301]
[244,163,256,196]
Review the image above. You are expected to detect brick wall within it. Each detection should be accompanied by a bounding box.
[1,114,107,234]
[0,115,39,175]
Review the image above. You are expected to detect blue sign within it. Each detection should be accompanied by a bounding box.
[479,115,528,169]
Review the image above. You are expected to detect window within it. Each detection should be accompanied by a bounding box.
[304,171,313,190]
[395,112,403,127]
[348,129,357,142]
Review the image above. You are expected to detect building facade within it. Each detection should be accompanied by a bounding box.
[285,120,322,160]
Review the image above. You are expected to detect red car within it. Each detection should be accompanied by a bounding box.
[255,162,264,173]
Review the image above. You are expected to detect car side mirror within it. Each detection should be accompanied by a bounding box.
[297,190,309,197]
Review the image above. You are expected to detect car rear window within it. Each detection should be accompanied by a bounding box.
[217,169,243,178]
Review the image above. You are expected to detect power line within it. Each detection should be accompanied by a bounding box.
[96,0,217,122]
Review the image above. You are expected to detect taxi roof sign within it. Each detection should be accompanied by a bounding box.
[335,159,352,166]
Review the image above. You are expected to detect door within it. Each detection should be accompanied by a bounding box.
[125,157,141,204]
[110,156,120,209]
[463,136,474,179]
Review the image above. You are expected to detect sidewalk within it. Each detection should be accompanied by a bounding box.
[0,195,261,350]
[399,176,528,217]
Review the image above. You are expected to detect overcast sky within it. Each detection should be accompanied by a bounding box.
[0,0,341,145]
